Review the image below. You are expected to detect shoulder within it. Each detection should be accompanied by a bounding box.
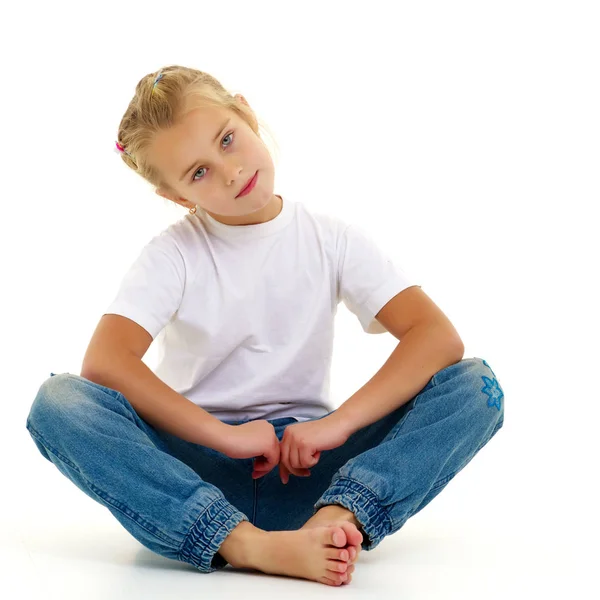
[299,202,352,241]
[144,212,206,264]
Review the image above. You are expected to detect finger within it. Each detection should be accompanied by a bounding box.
[300,447,319,469]
[262,441,280,471]
[287,465,312,478]
[279,461,290,484]
[280,438,309,480]
[280,438,290,475]
[278,438,288,483]
[291,444,301,470]
[252,460,269,479]
[252,460,271,476]
[279,450,306,482]
[288,445,311,477]
[254,440,280,477]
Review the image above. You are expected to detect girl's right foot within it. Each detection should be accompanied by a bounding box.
[237,524,358,586]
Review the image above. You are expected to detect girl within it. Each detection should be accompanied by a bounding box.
[25,65,504,587]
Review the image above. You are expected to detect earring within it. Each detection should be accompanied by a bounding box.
[189,205,197,215]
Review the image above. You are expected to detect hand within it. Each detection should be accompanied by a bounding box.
[276,417,351,485]
[223,420,281,478]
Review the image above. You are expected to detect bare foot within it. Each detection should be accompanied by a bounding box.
[245,524,356,587]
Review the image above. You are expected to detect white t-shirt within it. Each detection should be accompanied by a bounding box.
[104,194,420,423]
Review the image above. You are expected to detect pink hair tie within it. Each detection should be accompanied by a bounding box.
[114,140,134,160]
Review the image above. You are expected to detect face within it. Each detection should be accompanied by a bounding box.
[149,96,280,226]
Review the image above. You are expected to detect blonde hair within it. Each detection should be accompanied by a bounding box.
[115,65,278,198]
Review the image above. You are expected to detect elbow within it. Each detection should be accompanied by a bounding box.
[425,320,465,359]
[448,337,465,364]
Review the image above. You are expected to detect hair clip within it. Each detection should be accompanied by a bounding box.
[152,72,164,94]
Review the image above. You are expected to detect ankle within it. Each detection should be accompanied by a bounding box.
[314,504,360,528]
[218,520,266,569]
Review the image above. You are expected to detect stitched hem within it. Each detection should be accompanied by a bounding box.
[179,497,250,573]
[313,477,392,551]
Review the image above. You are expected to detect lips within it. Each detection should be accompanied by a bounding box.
[236,171,258,198]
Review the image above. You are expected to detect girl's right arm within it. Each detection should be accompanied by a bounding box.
[81,314,231,453]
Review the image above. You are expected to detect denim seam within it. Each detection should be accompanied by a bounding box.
[26,422,79,472]
[334,475,381,506]
[385,374,444,442]
[26,422,181,549]
[429,416,504,492]
[385,389,456,444]
[430,470,459,492]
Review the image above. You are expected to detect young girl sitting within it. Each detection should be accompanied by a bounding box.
[26,64,504,587]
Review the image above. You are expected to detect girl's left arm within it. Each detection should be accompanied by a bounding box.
[330,320,464,436]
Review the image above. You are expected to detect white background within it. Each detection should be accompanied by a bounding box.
[1,1,598,598]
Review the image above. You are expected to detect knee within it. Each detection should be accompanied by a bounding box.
[463,358,505,429]
[437,357,504,424]
[26,373,84,432]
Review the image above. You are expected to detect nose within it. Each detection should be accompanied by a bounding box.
[224,162,243,187]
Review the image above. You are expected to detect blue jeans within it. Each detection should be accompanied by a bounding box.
[25,356,504,574]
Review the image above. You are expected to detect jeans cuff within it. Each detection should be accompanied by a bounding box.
[179,496,250,573]
[313,477,391,551]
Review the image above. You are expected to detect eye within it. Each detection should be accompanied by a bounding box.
[192,132,234,182]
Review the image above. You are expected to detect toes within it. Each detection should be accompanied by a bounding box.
[338,521,364,547]
[326,559,348,573]
[326,548,349,561]
[335,542,359,564]
[350,545,362,562]
[323,561,354,587]
[329,526,347,547]
[320,576,343,587]
[323,570,348,585]
[343,564,355,581]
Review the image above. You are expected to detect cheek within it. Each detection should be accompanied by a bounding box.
[256,143,274,168]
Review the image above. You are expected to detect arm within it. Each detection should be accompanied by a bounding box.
[330,320,465,436]
[81,353,230,452]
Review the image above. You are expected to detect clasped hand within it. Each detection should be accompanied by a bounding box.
[233,417,351,485]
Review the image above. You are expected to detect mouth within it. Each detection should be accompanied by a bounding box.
[236,171,258,198]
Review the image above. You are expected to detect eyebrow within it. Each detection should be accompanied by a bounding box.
[179,118,231,181]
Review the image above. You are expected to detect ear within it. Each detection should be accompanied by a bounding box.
[156,188,171,200]
[234,94,259,132]
[235,93,249,107]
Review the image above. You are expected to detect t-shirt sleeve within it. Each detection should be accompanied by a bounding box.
[103,236,186,340]
[337,223,421,334]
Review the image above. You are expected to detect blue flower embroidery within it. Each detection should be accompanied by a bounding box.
[481,375,503,411]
